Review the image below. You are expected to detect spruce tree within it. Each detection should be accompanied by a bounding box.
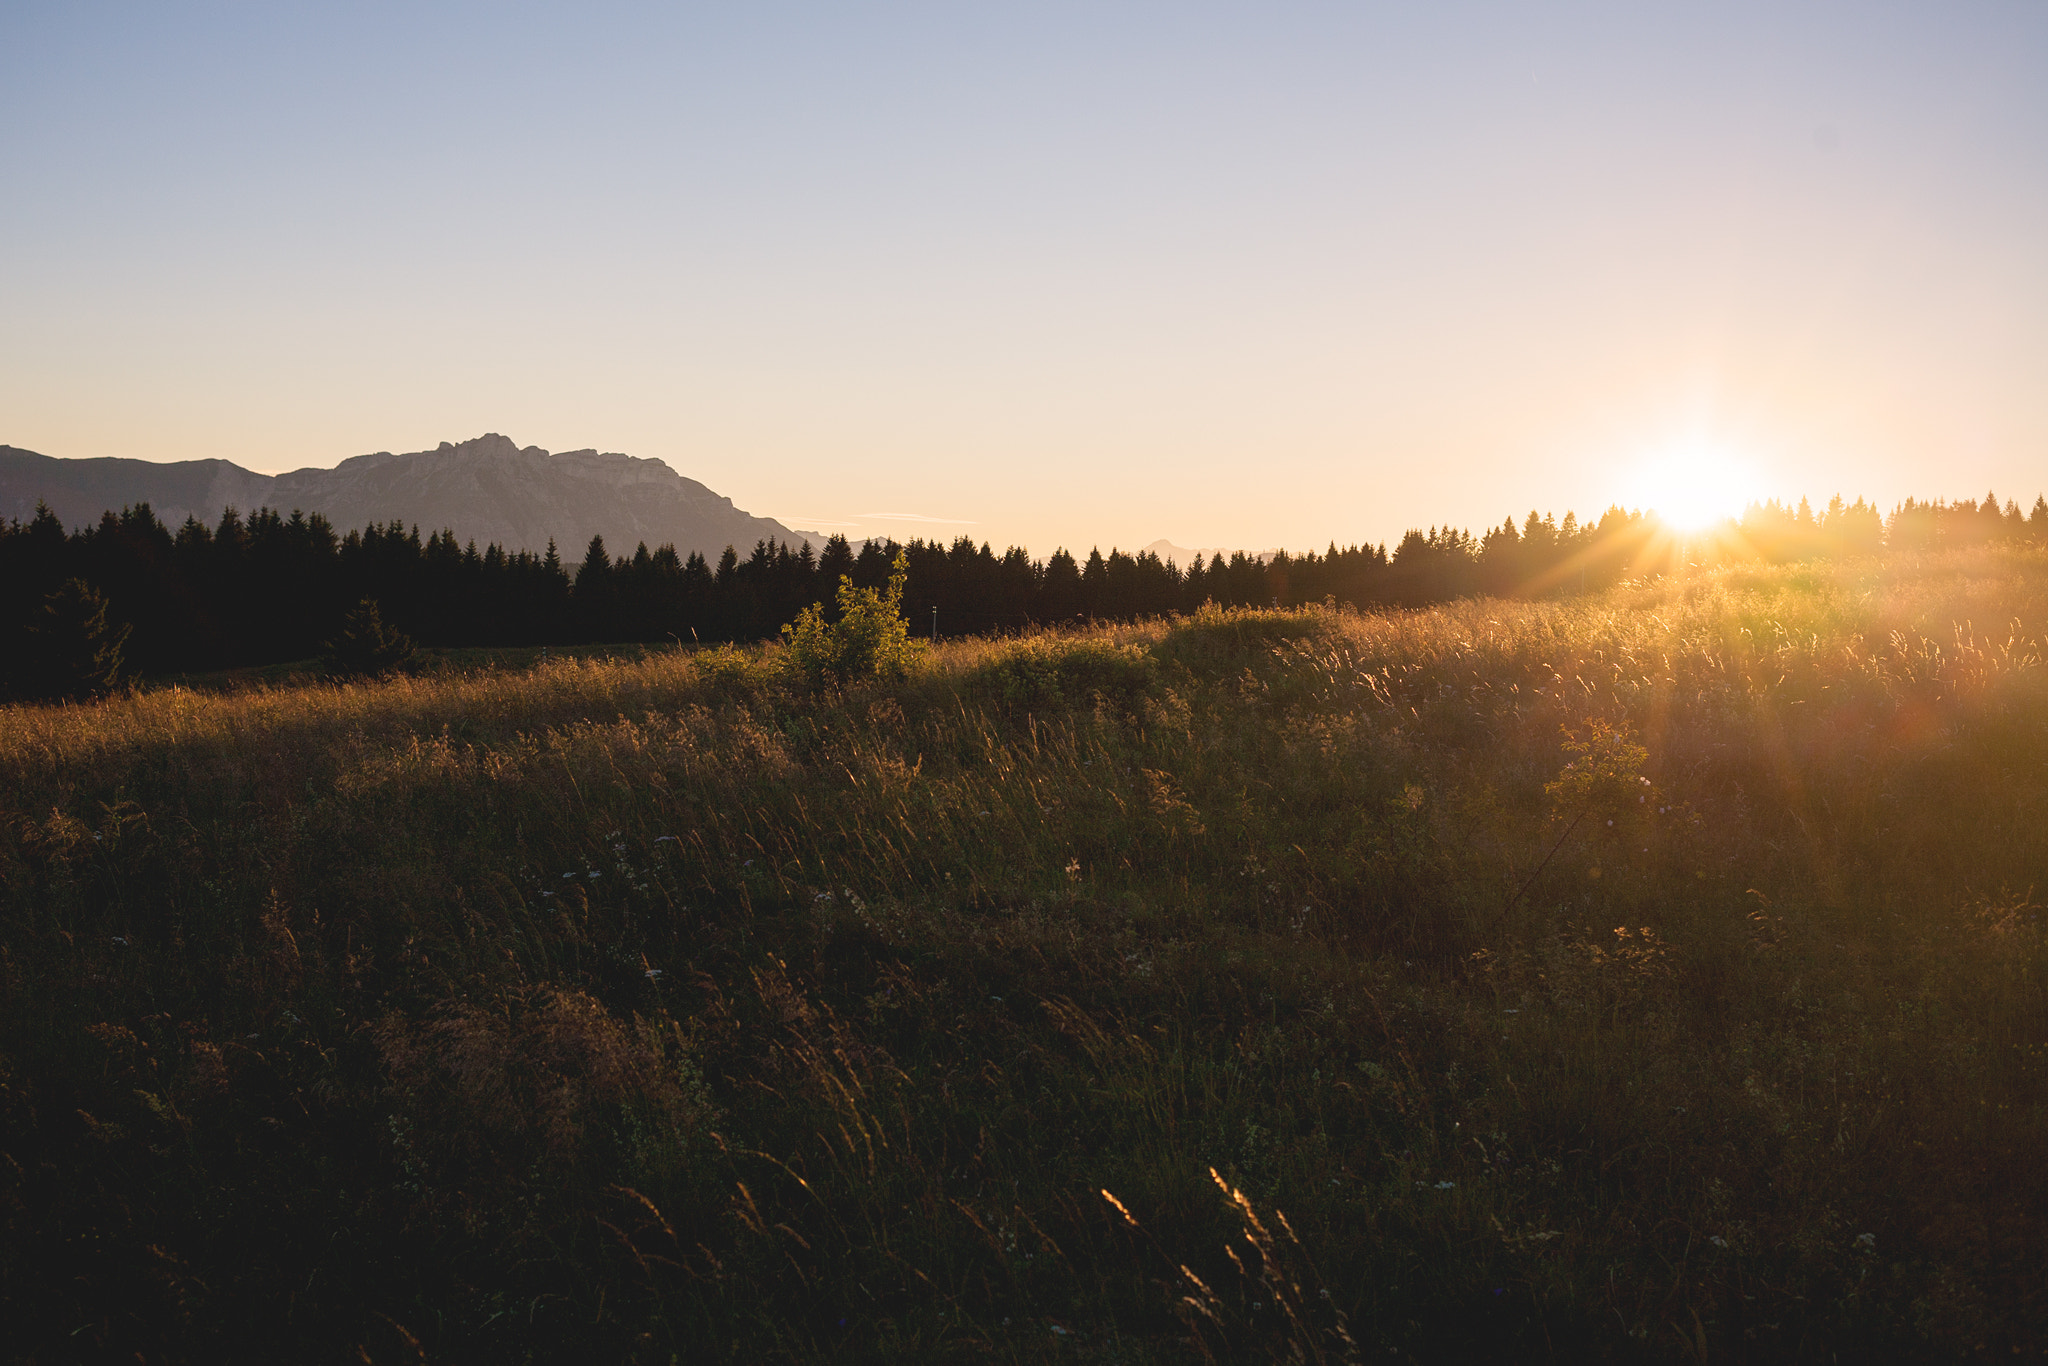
[321,598,414,680]
[574,535,611,594]
[28,579,131,701]
[1039,548,1082,621]
[572,535,614,641]
[817,534,857,588]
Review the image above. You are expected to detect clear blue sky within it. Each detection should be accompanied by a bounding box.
[4,2,2044,552]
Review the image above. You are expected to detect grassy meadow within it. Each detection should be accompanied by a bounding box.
[4,548,2048,1362]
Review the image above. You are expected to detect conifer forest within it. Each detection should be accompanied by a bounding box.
[6,491,2040,699]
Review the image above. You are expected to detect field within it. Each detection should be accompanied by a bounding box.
[4,548,2047,1362]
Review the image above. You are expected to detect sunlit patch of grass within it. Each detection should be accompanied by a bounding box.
[3,545,2047,1359]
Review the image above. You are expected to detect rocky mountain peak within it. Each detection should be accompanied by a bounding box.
[1,435,816,560]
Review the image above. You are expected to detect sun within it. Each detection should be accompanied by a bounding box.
[1632,442,1756,532]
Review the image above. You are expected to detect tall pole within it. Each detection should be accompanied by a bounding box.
[931,606,937,643]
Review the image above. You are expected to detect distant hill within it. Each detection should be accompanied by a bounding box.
[0,433,820,559]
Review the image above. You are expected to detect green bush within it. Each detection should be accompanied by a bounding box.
[781,549,923,685]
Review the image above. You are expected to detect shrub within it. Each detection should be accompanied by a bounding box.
[781,549,923,685]
[693,641,783,696]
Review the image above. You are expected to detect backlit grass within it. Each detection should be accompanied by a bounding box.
[3,547,2046,1361]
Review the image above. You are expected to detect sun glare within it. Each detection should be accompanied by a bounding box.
[1633,444,1756,532]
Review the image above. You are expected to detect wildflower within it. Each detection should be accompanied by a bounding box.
[1435,1180,1456,1190]
[655,835,677,843]
[1855,1232,1876,1251]
[1710,1236,1728,1248]
[644,968,664,980]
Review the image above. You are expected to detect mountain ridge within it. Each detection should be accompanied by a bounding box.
[1138,538,1281,567]
[0,433,819,559]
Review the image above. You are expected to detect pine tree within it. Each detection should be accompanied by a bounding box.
[574,535,612,596]
[321,598,414,680]
[1039,548,1082,621]
[818,535,857,587]
[27,579,131,701]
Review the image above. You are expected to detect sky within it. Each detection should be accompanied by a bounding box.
[3,2,2045,555]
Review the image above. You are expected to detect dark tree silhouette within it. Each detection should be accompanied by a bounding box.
[321,598,415,680]
[24,578,131,700]
[3,486,2043,697]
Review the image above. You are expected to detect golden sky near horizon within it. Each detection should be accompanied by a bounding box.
[3,3,2044,553]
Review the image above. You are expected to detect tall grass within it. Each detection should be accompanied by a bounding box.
[3,547,2046,1360]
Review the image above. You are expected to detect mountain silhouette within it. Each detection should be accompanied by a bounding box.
[0,433,817,557]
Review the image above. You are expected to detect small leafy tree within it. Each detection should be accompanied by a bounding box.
[782,549,922,685]
[24,579,131,701]
[1543,717,1654,828]
[1505,718,1657,913]
[322,598,415,680]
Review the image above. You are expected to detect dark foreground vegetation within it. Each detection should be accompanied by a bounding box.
[4,547,2048,1361]
[6,487,2044,699]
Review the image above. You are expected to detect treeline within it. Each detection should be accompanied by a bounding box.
[3,491,2045,698]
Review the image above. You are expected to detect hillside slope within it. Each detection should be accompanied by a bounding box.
[5,551,2047,1359]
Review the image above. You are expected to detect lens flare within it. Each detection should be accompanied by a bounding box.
[1632,443,1756,531]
